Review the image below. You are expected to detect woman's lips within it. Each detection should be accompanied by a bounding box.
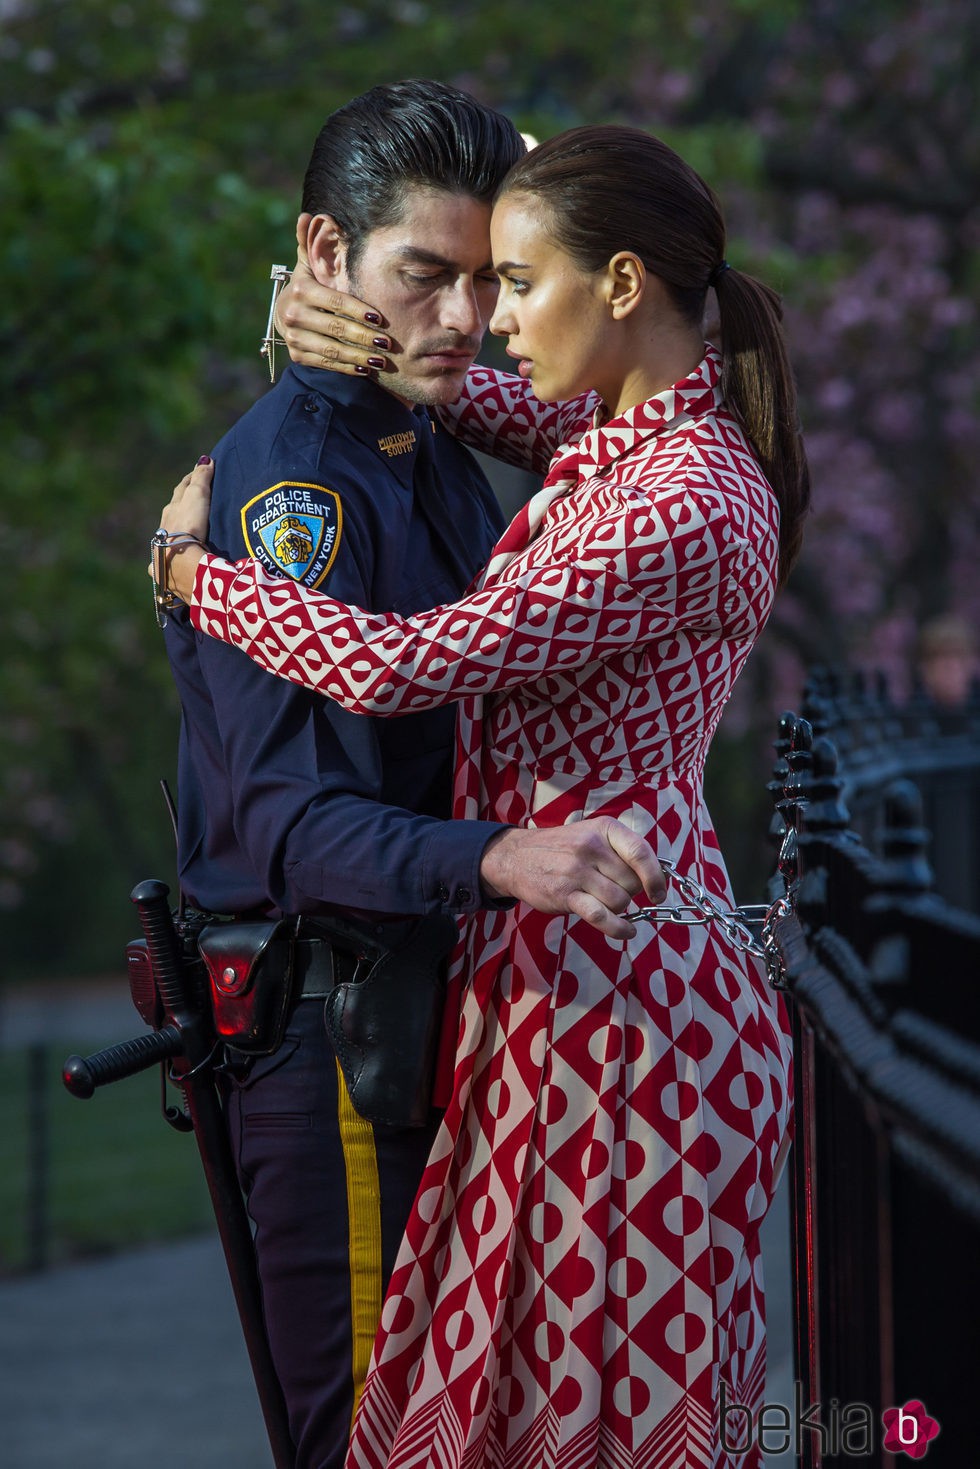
[506,349,533,378]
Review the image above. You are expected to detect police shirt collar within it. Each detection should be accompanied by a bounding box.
[286,363,430,479]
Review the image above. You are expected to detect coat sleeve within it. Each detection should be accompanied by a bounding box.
[435,366,598,475]
[175,435,507,918]
[186,613,504,915]
[190,483,774,718]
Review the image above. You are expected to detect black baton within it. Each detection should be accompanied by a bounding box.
[64,880,296,1469]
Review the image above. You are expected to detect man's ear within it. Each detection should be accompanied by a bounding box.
[605,252,645,320]
[305,213,350,288]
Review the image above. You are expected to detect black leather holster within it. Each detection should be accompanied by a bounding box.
[317,911,458,1130]
[197,911,458,1129]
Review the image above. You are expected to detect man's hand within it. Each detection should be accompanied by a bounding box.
[479,818,667,940]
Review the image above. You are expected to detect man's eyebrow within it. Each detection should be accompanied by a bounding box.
[494,260,533,274]
[393,246,494,273]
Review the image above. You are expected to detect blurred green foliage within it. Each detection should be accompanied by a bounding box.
[0,1039,212,1271]
[1,106,293,972]
[1,0,976,977]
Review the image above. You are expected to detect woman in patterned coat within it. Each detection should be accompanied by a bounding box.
[159,127,809,1469]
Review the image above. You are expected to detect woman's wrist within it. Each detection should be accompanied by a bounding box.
[168,542,207,604]
[152,530,207,608]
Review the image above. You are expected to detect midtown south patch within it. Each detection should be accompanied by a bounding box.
[240,481,343,588]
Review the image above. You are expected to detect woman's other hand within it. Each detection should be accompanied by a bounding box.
[161,456,213,542]
[276,215,394,377]
[152,457,213,603]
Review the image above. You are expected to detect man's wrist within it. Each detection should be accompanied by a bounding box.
[478,827,518,903]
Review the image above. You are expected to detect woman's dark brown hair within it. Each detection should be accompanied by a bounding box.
[499,126,809,587]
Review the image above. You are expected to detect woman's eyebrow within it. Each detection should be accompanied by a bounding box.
[494,260,533,273]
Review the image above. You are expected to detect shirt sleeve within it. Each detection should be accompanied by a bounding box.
[435,366,598,476]
[190,483,772,718]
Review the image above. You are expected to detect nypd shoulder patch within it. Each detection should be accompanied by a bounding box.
[240,481,343,588]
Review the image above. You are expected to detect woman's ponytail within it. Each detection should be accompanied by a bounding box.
[713,267,810,587]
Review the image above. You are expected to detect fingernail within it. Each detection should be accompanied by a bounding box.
[197,454,210,464]
[367,356,386,369]
[372,336,390,350]
[364,311,382,325]
[355,364,371,375]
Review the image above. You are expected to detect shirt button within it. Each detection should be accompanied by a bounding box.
[436,883,450,903]
[304,397,320,413]
[454,887,473,906]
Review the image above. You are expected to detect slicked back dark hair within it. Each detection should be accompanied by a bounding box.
[302,79,526,275]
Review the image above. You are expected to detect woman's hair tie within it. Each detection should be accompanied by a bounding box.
[708,260,731,288]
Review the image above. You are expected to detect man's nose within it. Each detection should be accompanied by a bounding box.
[441,279,484,337]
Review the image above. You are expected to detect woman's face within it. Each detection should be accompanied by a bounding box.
[489,192,615,404]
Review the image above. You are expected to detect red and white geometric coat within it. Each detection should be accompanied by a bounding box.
[190,347,793,1469]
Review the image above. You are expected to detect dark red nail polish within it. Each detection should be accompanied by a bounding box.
[364,311,382,325]
[197,454,210,464]
[355,364,371,375]
[372,336,390,350]
[367,357,386,369]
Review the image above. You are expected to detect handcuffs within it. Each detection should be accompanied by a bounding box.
[150,530,206,629]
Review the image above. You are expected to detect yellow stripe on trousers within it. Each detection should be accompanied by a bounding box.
[335,1059,383,1428]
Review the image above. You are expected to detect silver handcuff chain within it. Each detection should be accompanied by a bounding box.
[626,858,791,989]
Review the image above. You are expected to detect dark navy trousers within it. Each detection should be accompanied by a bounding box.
[226,999,440,1469]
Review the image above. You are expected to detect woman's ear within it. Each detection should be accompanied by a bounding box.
[605,252,646,320]
[306,214,350,288]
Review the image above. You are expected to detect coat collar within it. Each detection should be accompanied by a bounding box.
[547,344,723,486]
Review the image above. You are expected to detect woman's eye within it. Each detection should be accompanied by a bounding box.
[510,279,530,296]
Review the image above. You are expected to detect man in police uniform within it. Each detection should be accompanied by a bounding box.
[164,81,662,1469]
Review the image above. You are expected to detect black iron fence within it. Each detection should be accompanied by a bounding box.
[766,680,980,1467]
[799,668,980,912]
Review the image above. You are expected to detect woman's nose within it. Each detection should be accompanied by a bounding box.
[489,298,515,338]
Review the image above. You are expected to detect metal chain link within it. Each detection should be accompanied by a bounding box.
[625,858,792,989]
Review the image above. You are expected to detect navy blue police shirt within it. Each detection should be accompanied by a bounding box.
[164,363,508,919]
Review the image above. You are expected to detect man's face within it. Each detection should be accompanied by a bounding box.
[335,187,497,406]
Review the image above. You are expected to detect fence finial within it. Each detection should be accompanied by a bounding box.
[877,779,933,896]
[805,736,851,835]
